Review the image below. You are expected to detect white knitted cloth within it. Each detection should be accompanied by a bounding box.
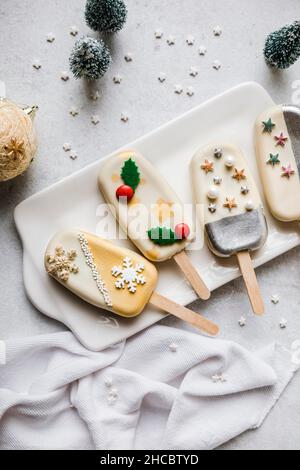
[0,325,296,450]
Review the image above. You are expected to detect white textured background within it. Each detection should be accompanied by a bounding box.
[0,0,300,450]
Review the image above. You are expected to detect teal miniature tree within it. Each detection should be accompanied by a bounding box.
[264,21,300,69]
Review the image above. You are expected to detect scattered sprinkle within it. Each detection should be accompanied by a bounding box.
[213,26,222,37]
[169,343,178,353]
[167,35,176,46]
[239,316,247,327]
[91,115,100,125]
[155,29,163,39]
[46,33,55,43]
[208,203,217,213]
[199,45,207,56]
[70,26,79,37]
[189,66,199,77]
[61,71,70,81]
[158,72,167,83]
[69,151,78,160]
[212,373,228,383]
[113,74,123,84]
[121,112,129,123]
[271,295,280,305]
[186,86,195,97]
[63,143,72,152]
[174,84,183,94]
[104,377,113,388]
[32,60,42,70]
[213,60,222,70]
[109,387,118,398]
[124,52,133,62]
[90,90,100,101]
[69,106,79,117]
[279,318,288,329]
[186,35,195,46]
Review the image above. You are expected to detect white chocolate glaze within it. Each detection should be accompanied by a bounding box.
[255,105,300,222]
[98,150,195,262]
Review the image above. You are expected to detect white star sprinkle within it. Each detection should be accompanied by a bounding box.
[199,45,207,56]
[32,60,41,70]
[121,112,129,123]
[167,35,176,46]
[212,373,228,383]
[70,26,79,37]
[69,107,79,117]
[186,35,195,46]
[169,343,178,353]
[90,90,100,101]
[271,295,280,305]
[63,143,72,152]
[189,66,199,77]
[279,319,288,329]
[113,74,123,84]
[158,72,167,83]
[109,387,119,398]
[155,29,163,39]
[174,84,183,94]
[213,60,222,70]
[46,33,55,43]
[69,151,78,160]
[91,115,100,125]
[104,377,113,388]
[186,86,195,97]
[61,71,70,81]
[124,52,133,62]
[239,316,247,327]
[213,26,222,36]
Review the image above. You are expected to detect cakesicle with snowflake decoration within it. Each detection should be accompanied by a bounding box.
[255,105,300,224]
[98,150,211,301]
[44,230,219,335]
[190,144,268,315]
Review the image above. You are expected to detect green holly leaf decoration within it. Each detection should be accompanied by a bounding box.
[147,227,178,246]
[121,158,141,191]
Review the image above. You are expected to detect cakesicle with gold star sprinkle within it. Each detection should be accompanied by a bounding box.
[45,230,219,335]
[190,144,268,315]
[98,150,211,301]
[255,105,300,223]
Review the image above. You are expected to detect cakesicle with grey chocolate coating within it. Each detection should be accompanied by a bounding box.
[255,105,300,223]
[190,144,268,315]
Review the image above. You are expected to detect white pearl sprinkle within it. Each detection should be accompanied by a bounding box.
[225,155,235,168]
[207,186,219,200]
[245,200,254,211]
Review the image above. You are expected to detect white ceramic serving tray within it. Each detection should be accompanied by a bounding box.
[14,82,300,351]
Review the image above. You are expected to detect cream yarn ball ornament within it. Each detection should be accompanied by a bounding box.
[0,99,38,182]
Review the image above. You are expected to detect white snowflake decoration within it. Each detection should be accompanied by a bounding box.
[112,257,146,294]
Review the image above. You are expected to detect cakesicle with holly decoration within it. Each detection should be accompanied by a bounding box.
[255,105,300,223]
[98,150,211,300]
[45,230,219,335]
[190,144,268,315]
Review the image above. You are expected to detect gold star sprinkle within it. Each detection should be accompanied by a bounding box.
[4,138,25,159]
[232,168,246,182]
[201,160,214,174]
[223,197,237,211]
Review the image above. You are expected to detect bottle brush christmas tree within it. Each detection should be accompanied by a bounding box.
[69,36,111,79]
[85,0,128,33]
[264,20,300,69]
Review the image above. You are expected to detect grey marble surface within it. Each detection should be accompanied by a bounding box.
[0,0,300,450]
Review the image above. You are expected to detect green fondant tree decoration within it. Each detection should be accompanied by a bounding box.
[264,21,300,69]
[147,227,178,246]
[121,158,141,191]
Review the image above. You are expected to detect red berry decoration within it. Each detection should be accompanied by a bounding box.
[175,223,190,240]
[116,185,134,201]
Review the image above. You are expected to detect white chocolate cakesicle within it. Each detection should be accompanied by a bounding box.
[190,144,268,257]
[99,150,195,262]
[255,105,300,222]
[45,230,219,334]
[45,230,158,318]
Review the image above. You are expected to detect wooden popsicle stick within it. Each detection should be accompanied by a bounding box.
[150,292,219,336]
[173,250,211,301]
[236,251,264,316]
